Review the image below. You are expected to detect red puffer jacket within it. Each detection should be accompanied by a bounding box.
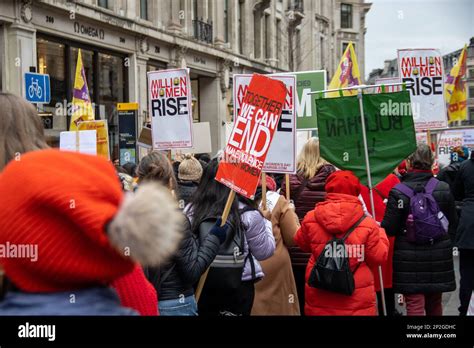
[294,193,389,316]
[282,164,336,266]
[360,174,400,291]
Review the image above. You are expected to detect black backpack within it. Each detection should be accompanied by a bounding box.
[308,215,366,296]
[197,209,256,292]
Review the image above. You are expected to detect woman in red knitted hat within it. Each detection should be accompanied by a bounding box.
[0,149,183,315]
[294,171,389,315]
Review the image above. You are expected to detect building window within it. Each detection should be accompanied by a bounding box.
[320,36,324,68]
[469,107,474,121]
[264,14,270,59]
[341,3,352,29]
[238,0,244,54]
[470,68,474,78]
[276,18,281,64]
[140,0,148,20]
[254,12,262,59]
[469,86,474,99]
[191,79,200,122]
[224,0,229,42]
[192,0,198,20]
[98,0,109,9]
[342,42,354,55]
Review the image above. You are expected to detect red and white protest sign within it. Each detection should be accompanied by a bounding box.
[234,74,296,174]
[398,49,447,130]
[148,68,194,149]
[216,74,287,199]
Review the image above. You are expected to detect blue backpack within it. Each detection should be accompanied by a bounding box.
[394,177,449,245]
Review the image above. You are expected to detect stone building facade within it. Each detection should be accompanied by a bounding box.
[0,0,370,156]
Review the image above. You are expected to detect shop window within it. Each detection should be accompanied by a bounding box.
[99,53,125,160]
[191,79,200,122]
[36,35,127,157]
[70,47,94,103]
[37,38,66,108]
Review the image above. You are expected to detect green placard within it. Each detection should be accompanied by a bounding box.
[281,70,326,130]
[316,91,417,186]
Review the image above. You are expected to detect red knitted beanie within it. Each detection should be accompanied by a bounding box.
[0,149,134,292]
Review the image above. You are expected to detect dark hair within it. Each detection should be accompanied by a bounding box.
[122,162,137,177]
[137,151,177,189]
[195,153,211,163]
[115,166,128,174]
[187,158,240,232]
[408,144,434,171]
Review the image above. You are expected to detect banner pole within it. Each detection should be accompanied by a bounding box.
[357,88,387,316]
[285,174,290,200]
[261,172,267,210]
[195,190,236,302]
[309,82,414,95]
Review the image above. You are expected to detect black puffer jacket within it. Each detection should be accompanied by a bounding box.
[177,181,198,207]
[453,158,474,250]
[146,218,220,301]
[438,162,462,189]
[381,171,457,294]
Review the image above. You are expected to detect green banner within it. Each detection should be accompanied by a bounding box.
[316,91,416,186]
[281,70,326,130]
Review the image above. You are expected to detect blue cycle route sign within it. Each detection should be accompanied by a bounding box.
[24,72,51,104]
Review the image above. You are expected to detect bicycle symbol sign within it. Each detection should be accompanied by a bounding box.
[24,73,51,104]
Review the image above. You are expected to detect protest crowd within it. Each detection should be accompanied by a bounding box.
[0,90,473,317]
[0,30,473,319]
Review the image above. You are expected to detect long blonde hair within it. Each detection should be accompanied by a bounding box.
[297,137,327,179]
[0,93,48,171]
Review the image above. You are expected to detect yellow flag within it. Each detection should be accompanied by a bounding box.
[445,45,467,122]
[327,42,362,98]
[70,49,95,130]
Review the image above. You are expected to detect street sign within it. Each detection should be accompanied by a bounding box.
[24,72,51,104]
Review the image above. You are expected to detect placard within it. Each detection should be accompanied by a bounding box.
[148,69,194,149]
[234,74,296,173]
[398,48,447,130]
[216,74,287,199]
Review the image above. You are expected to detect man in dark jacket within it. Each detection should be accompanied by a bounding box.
[382,145,457,316]
[438,146,469,217]
[438,146,469,189]
[453,151,474,315]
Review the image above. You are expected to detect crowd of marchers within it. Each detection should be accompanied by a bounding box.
[0,92,473,317]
